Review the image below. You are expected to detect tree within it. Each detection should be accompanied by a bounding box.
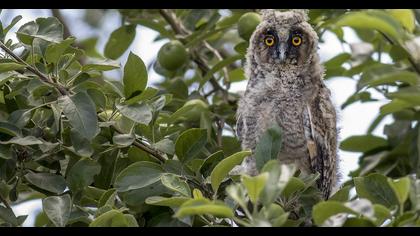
[0,9,420,227]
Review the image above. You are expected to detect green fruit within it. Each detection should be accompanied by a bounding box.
[237,12,262,41]
[182,99,209,121]
[98,109,121,121]
[157,40,188,71]
[42,127,55,139]
[184,99,209,111]
[388,9,415,33]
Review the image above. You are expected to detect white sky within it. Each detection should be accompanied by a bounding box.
[1,9,393,226]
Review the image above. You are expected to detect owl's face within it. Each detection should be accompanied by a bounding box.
[249,10,318,68]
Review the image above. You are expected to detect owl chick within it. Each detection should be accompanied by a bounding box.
[235,9,339,199]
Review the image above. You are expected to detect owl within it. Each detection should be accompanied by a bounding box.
[235,9,339,199]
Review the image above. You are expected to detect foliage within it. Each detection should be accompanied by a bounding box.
[0,9,420,227]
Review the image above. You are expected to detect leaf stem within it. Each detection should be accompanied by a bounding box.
[158,9,229,98]
[0,41,166,164]
[0,41,69,96]
[98,116,166,163]
[0,193,12,211]
[379,32,420,75]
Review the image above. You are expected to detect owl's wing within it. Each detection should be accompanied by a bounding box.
[236,113,244,143]
[305,86,338,199]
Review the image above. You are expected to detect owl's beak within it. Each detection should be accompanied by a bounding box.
[276,43,287,63]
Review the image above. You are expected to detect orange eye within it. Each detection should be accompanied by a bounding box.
[292,36,302,46]
[264,36,275,46]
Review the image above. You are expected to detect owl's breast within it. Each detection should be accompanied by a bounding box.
[239,90,310,165]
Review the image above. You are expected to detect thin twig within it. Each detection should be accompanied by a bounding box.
[97,116,166,163]
[51,9,71,39]
[158,9,229,97]
[0,41,68,96]
[203,41,231,92]
[158,9,187,36]
[379,32,420,74]
[1,41,166,164]
[0,194,12,210]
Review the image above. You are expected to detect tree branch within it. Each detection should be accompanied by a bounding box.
[98,116,166,163]
[159,9,186,36]
[158,9,230,98]
[379,32,420,74]
[0,193,12,211]
[0,41,166,164]
[51,9,71,39]
[0,41,69,96]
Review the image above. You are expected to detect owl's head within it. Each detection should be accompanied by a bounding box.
[248,9,318,68]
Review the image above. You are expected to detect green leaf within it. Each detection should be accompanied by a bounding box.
[123,87,158,105]
[0,136,42,146]
[200,150,225,176]
[123,214,139,227]
[118,182,169,207]
[130,18,175,39]
[112,133,135,147]
[58,92,99,140]
[152,138,175,155]
[409,177,420,211]
[161,173,191,197]
[0,145,12,159]
[242,173,269,204]
[340,135,388,153]
[3,15,23,35]
[259,204,288,227]
[25,172,67,194]
[16,17,63,44]
[7,109,32,129]
[175,128,207,163]
[0,206,19,226]
[228,68,246,83]
[260,161,296,205]
[388,87,420,106]
[81,60,120,72]
[123,52,147,99]
[380,99,413,115]
[199,54,243,88]
[362,71,419,89]
[116,102,152,125]
[234,42,248,56]
[0,62,26,73]
[210,150,252,192]
[45,37,75,64]
[0,122,21,137]
[312,201,357,226]
[329,185,352,202]
[89,210,138,227]
[226,183,248,211]
[104,25,136,60]
[254,123,282,171]
[175,199,234,218]
[114,161,164,192]
[341,91,377,109]
[98,189,117,208]
[388,9,415,32]
[354,173,399,207]
[145,196,190,207]
[335,10,405,42]
[66,158,101,192]
[42,194,71,227]
[69,128,93,157]
[373,204,392,226]
[388,176,410,205]
[281,176,305,198]
[324,53,351,68]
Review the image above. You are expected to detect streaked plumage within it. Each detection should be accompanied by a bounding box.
[235,9,339,199]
